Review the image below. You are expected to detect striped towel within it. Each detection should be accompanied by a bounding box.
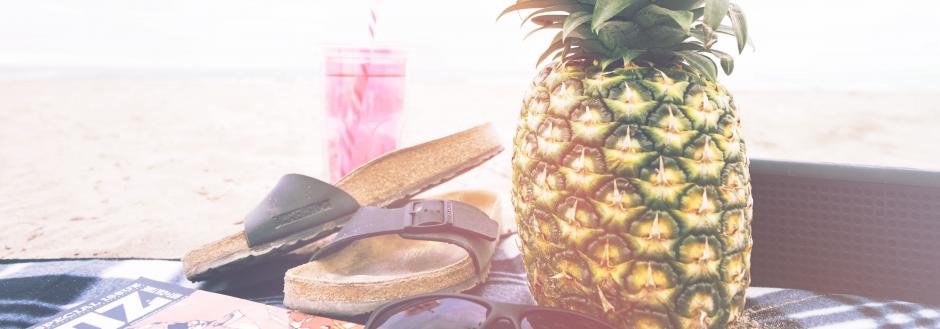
[2,235,939,329]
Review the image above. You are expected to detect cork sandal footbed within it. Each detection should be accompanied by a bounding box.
[282,190,502,316]
[181,123,503,281]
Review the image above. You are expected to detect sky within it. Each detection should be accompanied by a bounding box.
[0,0,938,91]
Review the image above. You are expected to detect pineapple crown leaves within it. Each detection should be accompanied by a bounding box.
[498,0,750,81]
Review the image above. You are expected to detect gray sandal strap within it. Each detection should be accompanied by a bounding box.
[311,200,499,277]
[244,174,361,247]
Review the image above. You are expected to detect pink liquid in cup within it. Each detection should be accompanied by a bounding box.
[325,47,406,182]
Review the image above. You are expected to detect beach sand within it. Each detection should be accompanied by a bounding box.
[1,77,938,259]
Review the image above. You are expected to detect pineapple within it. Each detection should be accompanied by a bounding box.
[502,1,752,328]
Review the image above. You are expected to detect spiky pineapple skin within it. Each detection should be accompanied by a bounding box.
[511,63,753,329]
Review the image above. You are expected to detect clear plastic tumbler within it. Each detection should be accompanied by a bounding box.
[325,47,406,182]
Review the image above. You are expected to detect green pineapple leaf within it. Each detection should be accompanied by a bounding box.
[560,42,572,63]
[704,0,730,30]
[622,50,643,64]
[523,7,564,27]
[538,32,566,66]
[592,0,637,32]
[691,7,705,20]
[597,50,642,70]
[600,57,620,70]
[531,15,568,27]
[497,0,572,21]
[728,2,749,53]
[690,23,735,47]
[523,4,594,27]
[678,51,717,81]
[577,39,612,55]
[563,12,593,40]
[566,23,596,40]
[502,0,748,71]
[709,49,734,75]
[715,24,735,35]
[656,0,705,10]
[525,22,562,40]
[642,24,690,48]
[675,42,705,51]
[634,4,693,31]
[596,21,641,54]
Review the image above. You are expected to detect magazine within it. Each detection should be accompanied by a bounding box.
[28,277,363,329]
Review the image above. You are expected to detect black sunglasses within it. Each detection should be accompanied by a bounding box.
[364,293,617,329]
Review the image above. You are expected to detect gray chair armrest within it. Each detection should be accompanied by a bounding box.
[750,159,940,306]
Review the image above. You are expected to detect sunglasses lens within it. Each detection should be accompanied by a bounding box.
[521,310,613,329]
[374,297,488,329]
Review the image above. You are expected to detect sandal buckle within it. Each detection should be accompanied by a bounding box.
[405,200,453,231]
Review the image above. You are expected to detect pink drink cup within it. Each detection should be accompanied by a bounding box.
[325,47,406,182]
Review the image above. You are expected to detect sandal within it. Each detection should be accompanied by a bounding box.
[282,190,503,316]
[182,123,503,281]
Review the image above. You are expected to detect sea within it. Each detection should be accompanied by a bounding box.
[0,0,937,92]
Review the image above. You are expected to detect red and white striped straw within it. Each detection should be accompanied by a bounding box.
[368,8,377,40]
[343,1,380,163]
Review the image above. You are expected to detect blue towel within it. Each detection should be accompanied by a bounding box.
[2,235,939,329]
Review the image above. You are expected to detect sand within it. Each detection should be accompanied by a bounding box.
[1,77,938,259]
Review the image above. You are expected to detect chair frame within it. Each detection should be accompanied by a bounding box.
[750,159,940,305]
